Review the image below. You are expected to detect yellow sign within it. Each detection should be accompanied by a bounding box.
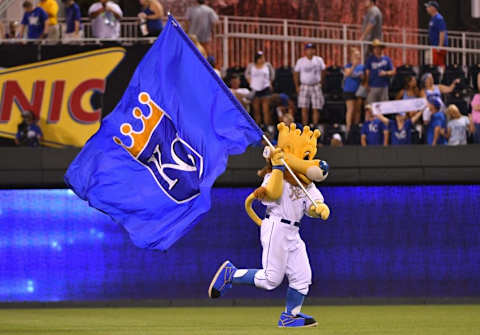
[0,47,126,147]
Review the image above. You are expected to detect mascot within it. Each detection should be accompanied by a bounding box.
[208,122,330,328]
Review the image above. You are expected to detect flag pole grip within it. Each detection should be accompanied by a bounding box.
[262,135,317,205]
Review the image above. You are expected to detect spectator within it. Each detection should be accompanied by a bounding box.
[444,104,473,146]
[293,43,326,127]
[396,76,419,101]
[361,105,388,146]
[360,0,383,56]
[425,95,447,146]
[395,76,422,142]
[15,111,43,147]
[185,0,218,55]
[189,34,207,58]
[88,0,123,39]
[376,111,422,145]
[245,51,275,134]
[420,73,459,124]
[19,1,48,40]
[62,0,82,40]
[5,21,19,39]
[425,1,448,67]
[230,74,251,110]
[365,39,395,104]
[207,56,221,77]
[270,93,295,121]
[138,0,164,37]
[470,93,480,143]
[38,0,59,40]
[330,133,343,147]
[343,47,365,134]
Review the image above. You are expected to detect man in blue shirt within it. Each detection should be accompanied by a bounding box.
[361,105,388,146]
[19,1,48,39]
[426,95,447,146]
[63,0,82,39]
[365,39,396,104]
[425,1,448,67]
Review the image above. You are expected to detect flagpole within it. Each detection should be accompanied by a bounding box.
[262,134,318,205]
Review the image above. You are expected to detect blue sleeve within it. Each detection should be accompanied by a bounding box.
[21,13,28,25]
[361,122,368,135]
[365,58,372,71]
[436,16,447,32]
[40,8,48,22]
[386,57,393,71]
[33,124,43,136]
[75,6,82,21]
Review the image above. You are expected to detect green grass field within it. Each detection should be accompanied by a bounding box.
[0,305,479,335]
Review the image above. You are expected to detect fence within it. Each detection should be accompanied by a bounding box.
[2,16,480,69]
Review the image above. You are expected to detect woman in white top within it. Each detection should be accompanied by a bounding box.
[245,51,275,134]
[443,104,474,145]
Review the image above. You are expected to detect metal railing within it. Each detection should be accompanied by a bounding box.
[2,15,480,69]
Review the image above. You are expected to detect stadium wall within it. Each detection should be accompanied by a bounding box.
[1,146,480,188]
[0,186,478,303]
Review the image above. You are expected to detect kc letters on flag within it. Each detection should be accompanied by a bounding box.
[65,16,262,251]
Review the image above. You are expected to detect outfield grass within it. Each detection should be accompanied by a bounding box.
[0,305,479,335]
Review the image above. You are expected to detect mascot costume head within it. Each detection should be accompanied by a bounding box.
[245,123,329,225]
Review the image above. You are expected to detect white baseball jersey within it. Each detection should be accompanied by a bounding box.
[261,173,324,222]
[252,173,326,296]
[294,56,326,85]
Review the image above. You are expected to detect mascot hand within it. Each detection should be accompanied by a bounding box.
[270,148,284,166]
[310,201,330,221]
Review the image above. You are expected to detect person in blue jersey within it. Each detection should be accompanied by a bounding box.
[425,95,447,146]
[365,39,396,104]
[138,0,164,37]
[343,48,365,135]
[361,104,388,146]
[376,111,422,145]
[62,0,83,39]
[425,1,448,67]
[19,1,48,39]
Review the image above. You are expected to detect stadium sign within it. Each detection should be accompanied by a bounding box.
[0,48,125,147]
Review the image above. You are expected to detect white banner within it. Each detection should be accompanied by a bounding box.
[372,98,427,115]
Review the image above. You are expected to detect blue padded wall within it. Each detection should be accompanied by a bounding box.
[0,186,479,302]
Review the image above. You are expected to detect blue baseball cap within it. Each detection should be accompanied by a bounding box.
[279,93,289,107]
[427,95,442,110]
[425,1,440,10]
[305,43,314,49]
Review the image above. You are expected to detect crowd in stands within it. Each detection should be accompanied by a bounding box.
[3,0,479,147]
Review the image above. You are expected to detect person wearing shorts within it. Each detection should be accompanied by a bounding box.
[294,43,326,127]
[245,51,275,134]
[343,48,365,134]
[365,39,395,104]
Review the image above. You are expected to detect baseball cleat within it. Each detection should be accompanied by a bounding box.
[208,260,237,299]
[277,312,318,328]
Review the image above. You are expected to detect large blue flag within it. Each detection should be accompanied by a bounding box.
[65,15,262,251]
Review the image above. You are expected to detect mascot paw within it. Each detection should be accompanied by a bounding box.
[270,148,284,166]
[311,202,330,221]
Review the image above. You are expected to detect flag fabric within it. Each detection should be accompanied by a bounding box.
[65,15,262,251]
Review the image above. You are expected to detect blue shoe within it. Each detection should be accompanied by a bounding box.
[208,260,237,299]
[277,312,318,328]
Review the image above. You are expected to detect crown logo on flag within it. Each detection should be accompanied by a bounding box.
[113,92,165,158]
